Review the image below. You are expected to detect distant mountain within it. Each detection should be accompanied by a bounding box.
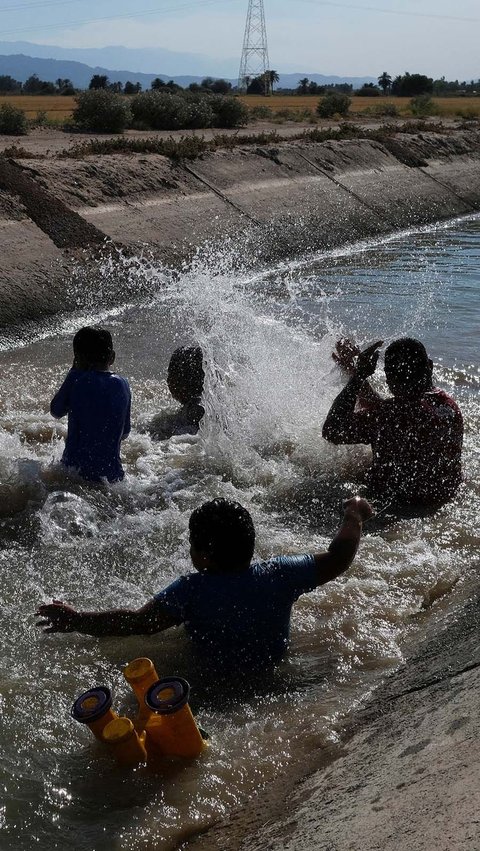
[0,41,238,79]
[0,43,376,90]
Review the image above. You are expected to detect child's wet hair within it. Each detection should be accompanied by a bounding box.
[384,338,432,389]
[167,346,204,401]
[189,498,255,570]
[73,327,113,365]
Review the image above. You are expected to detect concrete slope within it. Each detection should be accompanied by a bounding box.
[188,593,480,851]
[0,127,479,327]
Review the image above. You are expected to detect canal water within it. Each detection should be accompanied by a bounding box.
[0,215,479,850]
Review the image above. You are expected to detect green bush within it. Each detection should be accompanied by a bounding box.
[131,91,189,130]
[372,103,399,118]
[249,104,274,119]
[455,107,479,120]
[294,107,315,122]
[184,99,214,129]
[211,96,249,128]
[73,90,131,133]
[317,92,351,118]
[409,94,439,117]
[275,108,297,120]
[0,103,28,135]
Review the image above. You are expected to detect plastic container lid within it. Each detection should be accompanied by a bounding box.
[145,677,190,715]
[103,717,135,744]
[123,658,155,683]
[71,687,113,724]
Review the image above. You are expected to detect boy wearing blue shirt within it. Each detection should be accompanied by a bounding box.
[36,496,372,668]
[51,327,131,483]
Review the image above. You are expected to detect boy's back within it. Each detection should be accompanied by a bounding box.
[50,328,131,483]
[155,555,317,666]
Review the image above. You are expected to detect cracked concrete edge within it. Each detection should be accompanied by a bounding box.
[186,592,480,851]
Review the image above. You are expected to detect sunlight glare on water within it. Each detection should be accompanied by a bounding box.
[0,216,479,849]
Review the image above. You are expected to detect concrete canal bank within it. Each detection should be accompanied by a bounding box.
[188,589,480,851]
[1,125,480,327]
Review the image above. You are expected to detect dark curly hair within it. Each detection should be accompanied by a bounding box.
[189,498,255,570]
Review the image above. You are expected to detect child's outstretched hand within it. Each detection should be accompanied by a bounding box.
[36,601,78,633]
[343,496,373,523]
[332,338,361,374]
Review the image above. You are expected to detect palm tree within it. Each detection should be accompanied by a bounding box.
[378,71,392,95]
[268,69,280,94]
[298,77,310,95]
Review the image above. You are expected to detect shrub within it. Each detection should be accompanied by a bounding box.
[273,108,296,121]
[409,94,439,117]
[294,108,315,122]
[31,109,49,127]
[130,91,189,130]
[249,104,274,119]
[211,96,249,128]
[317,92,351,118]
[0,103,28,135]
[372,103,399,118]
[184,98,214,129]
[73,90,131,133]
[355,84,380,97]
[455,107,479,120]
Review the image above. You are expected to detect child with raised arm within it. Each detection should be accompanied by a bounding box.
[36,496,372,669]
[50,326,131,483]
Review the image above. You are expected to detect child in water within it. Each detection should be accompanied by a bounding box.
[37,495,372,669]
[150,346,205,440]
[50,327,131,483]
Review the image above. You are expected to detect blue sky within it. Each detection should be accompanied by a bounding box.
[0,0,479,79]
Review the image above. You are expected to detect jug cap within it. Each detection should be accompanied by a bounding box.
[145,677,190,715]
[72,687,112,724]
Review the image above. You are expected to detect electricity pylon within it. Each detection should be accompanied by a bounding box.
[238,0,270,94]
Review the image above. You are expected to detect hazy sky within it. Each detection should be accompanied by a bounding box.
[1,0,479,79]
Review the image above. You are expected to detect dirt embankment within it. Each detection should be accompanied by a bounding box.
[1,125,480,328]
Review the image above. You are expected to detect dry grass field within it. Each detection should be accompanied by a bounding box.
[240,94,480,117]
[0,95,76,119]
[0,93,479,123]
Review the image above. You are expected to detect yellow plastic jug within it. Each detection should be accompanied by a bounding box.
[123,657,159,732]
[102,716,147,767]
[144,677,205,760]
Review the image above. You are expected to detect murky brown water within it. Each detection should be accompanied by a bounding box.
[0,215,479,850]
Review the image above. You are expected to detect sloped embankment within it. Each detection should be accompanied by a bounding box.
[1,127,480,327]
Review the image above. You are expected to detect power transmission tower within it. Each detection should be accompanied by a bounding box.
[238,0,270,94]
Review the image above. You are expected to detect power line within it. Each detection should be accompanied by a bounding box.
[0,0,237,35]
[296,0,480,24]
[0,0,84,13]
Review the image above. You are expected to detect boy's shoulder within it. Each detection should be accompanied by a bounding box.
[73,370,130,388]
[109,371,131,388]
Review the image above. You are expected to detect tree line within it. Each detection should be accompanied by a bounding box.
[1,70,478,100]
[293,72,479,97]
[0,73,239,96]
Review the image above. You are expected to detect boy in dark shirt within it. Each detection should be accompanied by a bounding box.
[323,338,463,505]
[50,327,131,483]
[150,346,205,440]
[36,495,372,668]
